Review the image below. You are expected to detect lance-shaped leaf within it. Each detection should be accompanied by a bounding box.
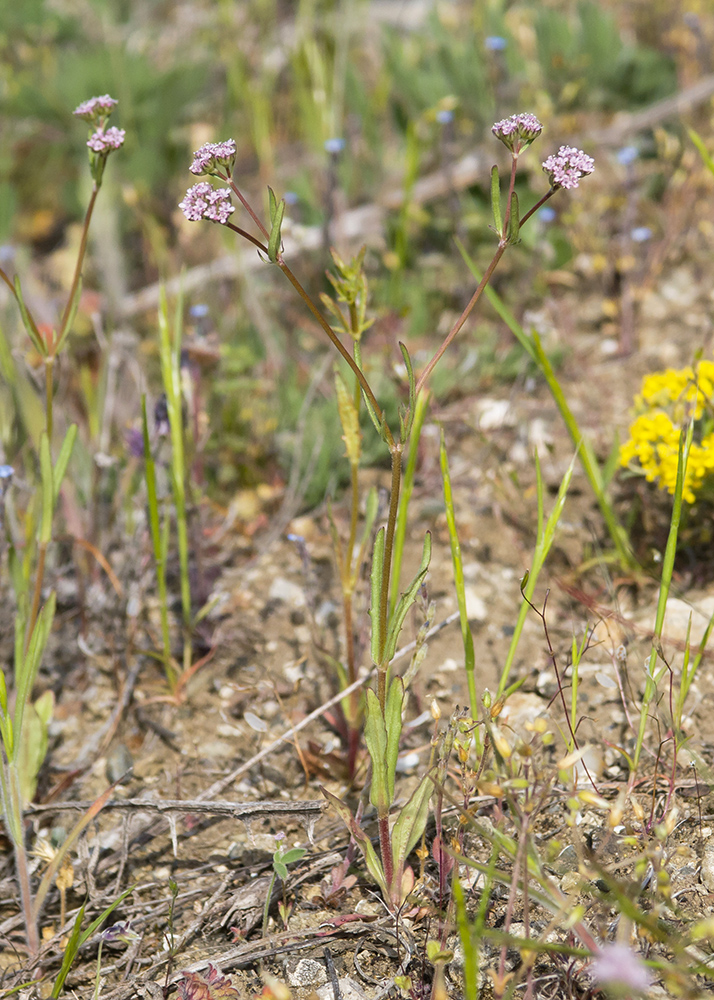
[490,165,502,237]
[335,369,361,466]
[52,424,78,506]
[14,594,56,763]
[365,680,404,815]
[398,342,416,441]
[50,887,134,999]
[383,531,431,665]
[364,688,389,814]
[391,769,434,883]
[370,528,386,664]
[267,189,285,263]
[384,676,404,803]
[321,786,389,899]
[13,276,46,357]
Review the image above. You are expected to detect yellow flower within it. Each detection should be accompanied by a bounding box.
[620,359,714,503]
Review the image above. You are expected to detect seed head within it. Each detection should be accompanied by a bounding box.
[542,145,595,190]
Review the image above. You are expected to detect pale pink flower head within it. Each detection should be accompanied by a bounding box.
[542,145,595,190]
[492,112,543,154]
[73,95,118,124]
[87,127,126,154]
[179,182,235,224]
[189,139,237,177]
[590,943,652,995]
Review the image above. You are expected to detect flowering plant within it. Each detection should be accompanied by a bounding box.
[619,360,714,503]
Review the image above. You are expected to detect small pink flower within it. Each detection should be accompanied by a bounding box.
[73,95,118,122]
[590,943,651,994]
[87,127,126,153]
[189,139,237,176]
[179,182,235,224]
[492,113,543,153]
[542,145,595,190]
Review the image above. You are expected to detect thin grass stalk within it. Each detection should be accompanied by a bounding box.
[390,389,429,618]
[632,420,692,773]
[497,452,575,696]
[440,429,478,723]
[377,446,403,708]
[142,397,174,688]
[158,288,192,670]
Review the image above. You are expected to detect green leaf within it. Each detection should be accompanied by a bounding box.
[17,690,53,805]
[53,424,78,506]
[268,195,285,263]
[280,847,307,865]
[13,276,46,357]
[384,677,404,805]
[391,769,433,877]
[398,342,416,440]
[364,688,389,813]
[506,191,520,244]
[268,185,279,223]
[50,902,86,999]
[14,594,56,760]
[39,432,53,545]
[370,528,386,664]
[273,861,288,880]
[50,887,134,998]
[383,532,431,665]
[490,165,502,236]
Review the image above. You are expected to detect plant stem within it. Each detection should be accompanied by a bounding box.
[6,765,38,958]
[44,358,54,443]
[416,244,507,395]
[58,185,99,338]
[276,260,393,446]
[378,813,394,897]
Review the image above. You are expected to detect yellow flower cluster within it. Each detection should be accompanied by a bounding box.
[619,360,714,504]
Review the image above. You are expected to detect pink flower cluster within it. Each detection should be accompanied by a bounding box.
[492,113,543,153]
[87,126,126,153]
[73,95,118,122]
[179,182,235,224]
[189,139,237,176]
[590,943,651,994]
[542,145,595,190]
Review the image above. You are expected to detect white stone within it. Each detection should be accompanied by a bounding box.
[268,577,306,607]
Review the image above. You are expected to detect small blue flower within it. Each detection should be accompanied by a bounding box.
[539,206,557,223]
[485,36,507,51]
[616,146,639,166]
[324,137,345,155]
[436,109,454,125]
[0,245,15,264]
[283,191,299,206]
[189,303,210,319]
[0,465,14,479]
[631,226,652,242]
